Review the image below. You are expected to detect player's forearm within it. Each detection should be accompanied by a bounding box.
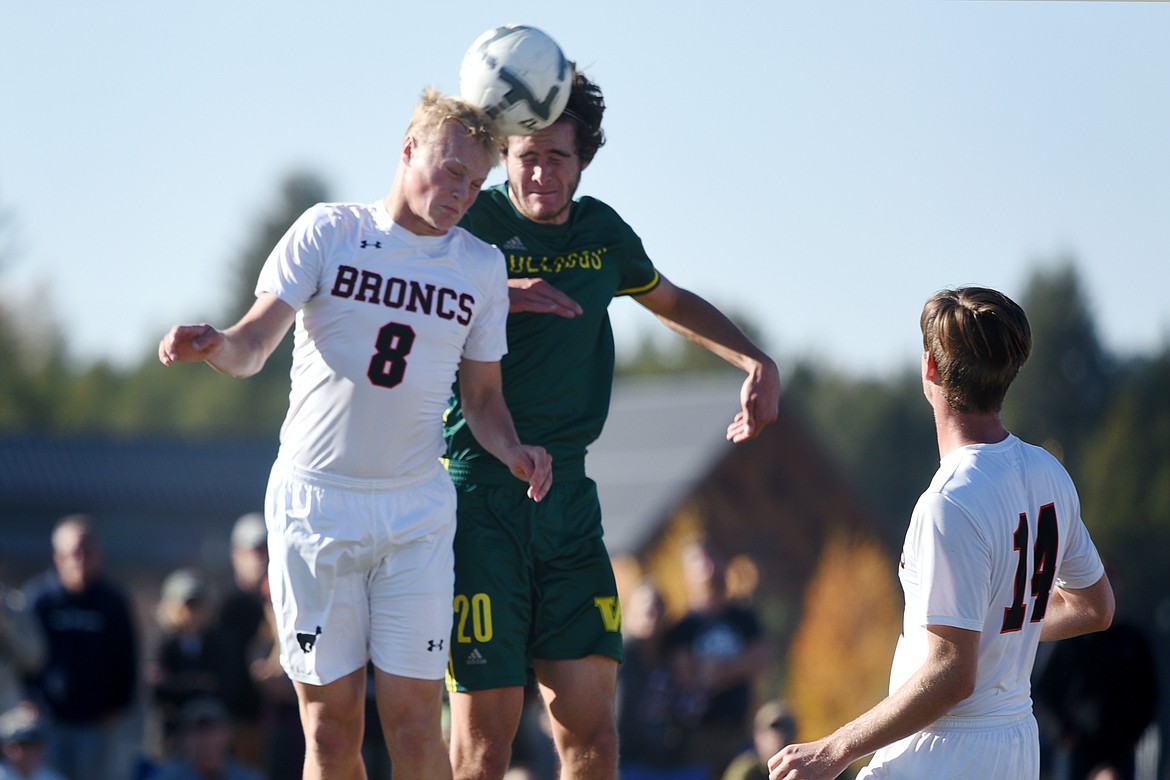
[654,291,774,373]
[198,326,276,378]
[823,653,973,766]
[460,388,526,467]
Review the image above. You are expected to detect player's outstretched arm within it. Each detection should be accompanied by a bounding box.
[158,293,296,379]
[634,275,781,442]
[458,357,552,501]
[507,277,583,318]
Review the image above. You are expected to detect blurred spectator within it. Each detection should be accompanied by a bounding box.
[210,514,268,768]
[720,699,798,780]
[1,545,45,715]
[149,569,223,758]
[22,515,138,780]
[617,580,707,780]
[665,541,769,779]
[149,697,261,780]
[0,703,65,780]
[1035,568,1158,780]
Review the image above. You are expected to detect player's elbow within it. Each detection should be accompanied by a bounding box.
[1087,595,1115,634]
[943,664,978,707]
[1084,574,1117,634]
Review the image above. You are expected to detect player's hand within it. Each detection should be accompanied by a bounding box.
[505,444,553,502]
[727,359,781,443]
[768,739,848,780]
[508,278,583,318]
[158,324,224,366]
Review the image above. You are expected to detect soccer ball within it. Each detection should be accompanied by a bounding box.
[459,24,572,136]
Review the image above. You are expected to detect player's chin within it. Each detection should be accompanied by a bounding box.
[432,205,467,230]
[522,197,569,224]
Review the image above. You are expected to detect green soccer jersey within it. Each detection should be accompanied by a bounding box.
[444,183,660,482]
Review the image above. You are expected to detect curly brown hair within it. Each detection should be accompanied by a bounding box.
[559,66,606,166]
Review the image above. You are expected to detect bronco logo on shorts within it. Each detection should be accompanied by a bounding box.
[297,626,322,653]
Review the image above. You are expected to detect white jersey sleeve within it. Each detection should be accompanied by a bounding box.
[256,201,509,482]
[890,434,1105,720]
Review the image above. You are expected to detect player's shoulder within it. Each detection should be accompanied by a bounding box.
[466,184,512,218]
[289,201,371,238]
[571,195,643,244]
[447,226,506,289]
[573,194,627,223]
[449,225,505,262]
[310,201,375,225]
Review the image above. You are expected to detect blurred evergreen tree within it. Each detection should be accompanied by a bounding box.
[1005,261,1112,469]
[124,171,332,437]
[219,171,331,434]
[785,362,936,552]
[1077,347,1170,621]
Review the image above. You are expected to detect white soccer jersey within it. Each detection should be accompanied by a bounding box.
[890,434,1104,720]
[256,200,509,482]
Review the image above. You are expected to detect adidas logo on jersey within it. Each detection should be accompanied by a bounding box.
[465,648,487,666]
[501,236,527,251]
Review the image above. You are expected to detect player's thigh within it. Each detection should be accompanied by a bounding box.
[368,475,457,680]
[267,470,375,685]
[447,686,526,753]
[533,654,618,739]
[293,666,367,734]
[448,485,535,691]
[529,479,623,663]
[372,668,446,735]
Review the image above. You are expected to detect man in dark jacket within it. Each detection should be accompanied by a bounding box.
[23,514,138,780]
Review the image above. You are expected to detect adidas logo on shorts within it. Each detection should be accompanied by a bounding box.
[466,648,487,666]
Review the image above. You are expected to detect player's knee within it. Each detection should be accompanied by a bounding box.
[303,712,362,769]
[557,716,618,770]
[452,734,512,780]
[589,719,619,762]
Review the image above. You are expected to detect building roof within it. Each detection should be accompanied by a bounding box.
[0,434,276,578]
[592,372,745,556]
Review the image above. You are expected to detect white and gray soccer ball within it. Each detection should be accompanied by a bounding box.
[459,24,572,136]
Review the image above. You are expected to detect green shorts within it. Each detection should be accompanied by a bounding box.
[445,476,623,692]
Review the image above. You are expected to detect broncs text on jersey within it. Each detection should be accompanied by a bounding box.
[330,265,475,325]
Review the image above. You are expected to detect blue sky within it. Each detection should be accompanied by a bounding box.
[2,1,1167,377]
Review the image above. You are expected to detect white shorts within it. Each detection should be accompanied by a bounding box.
[264,460,457,686]
[856,713,1039,780]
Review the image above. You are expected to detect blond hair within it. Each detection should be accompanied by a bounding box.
[406,87,500,162]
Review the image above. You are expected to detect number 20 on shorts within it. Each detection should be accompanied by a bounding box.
[453,593,493,643]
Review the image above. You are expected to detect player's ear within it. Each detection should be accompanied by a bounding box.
[923,351,940,384]
[402,135,418,164]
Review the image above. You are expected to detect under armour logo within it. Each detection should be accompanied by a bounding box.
[297,626,322,653]
[427,638,444,652]
[360,240,382,249]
